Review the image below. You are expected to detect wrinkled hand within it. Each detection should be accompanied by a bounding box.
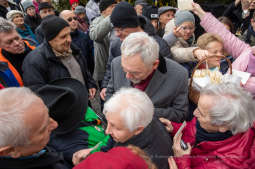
[159,118,173,133]
[89,88,96,99]
[72,148,93,166]
[193,49,210,60]
[173,26,184,38]
[173,132,192,157]
[168,156,178,169]
[191,2,206,19]
[100,88,107,101]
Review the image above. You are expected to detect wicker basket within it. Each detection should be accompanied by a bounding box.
[189,55,232,104]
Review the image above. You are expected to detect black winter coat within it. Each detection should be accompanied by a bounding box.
[35,24,44,44]
[24,14,41,33]
[71,29,94,75]
[0,3,20,18]
[115,119,173,169]
[0,147,71,169]
[101,16,172,88]
[223,2,254,34]
[22,41,96,90]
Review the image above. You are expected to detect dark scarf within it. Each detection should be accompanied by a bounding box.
[2,42,32,76]
[245,24,255,44]
[195,120,233,145]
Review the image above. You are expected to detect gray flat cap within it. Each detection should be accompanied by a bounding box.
[158,6,176,16]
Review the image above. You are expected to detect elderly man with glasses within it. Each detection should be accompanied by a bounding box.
[0,17,35,87]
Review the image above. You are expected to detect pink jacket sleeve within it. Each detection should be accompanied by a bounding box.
[200,13,255,97]
[200,13,251,59]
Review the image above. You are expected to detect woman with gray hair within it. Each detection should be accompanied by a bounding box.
[6,10,38,45]
[160,82,255,169]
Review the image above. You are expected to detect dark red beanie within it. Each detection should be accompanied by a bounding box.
[73,147,149,169]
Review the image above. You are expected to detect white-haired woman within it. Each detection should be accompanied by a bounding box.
[160,82,255,169]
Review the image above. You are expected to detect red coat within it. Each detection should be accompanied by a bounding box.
[171,118,255,169]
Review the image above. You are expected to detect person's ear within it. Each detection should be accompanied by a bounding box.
[152,59,160,70]
[0,146,14,156]
[134,126,144,136]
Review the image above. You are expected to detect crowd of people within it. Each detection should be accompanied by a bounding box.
[0,0,255,169]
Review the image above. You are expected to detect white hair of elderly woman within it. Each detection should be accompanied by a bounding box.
[103,87,154,132]
[201,82,255,135]
[0,87,37,147]
[120,32,159,67]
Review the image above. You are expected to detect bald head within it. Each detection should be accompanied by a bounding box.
[60,10,73,18]
[60,10,78,31]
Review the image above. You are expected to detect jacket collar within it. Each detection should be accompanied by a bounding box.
[42,40,81,60]
[0,147,66,169]
[157,56,167,74]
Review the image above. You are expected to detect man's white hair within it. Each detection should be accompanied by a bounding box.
[121,32,159,67]
[0,87,39,147]
[201,82,255,135]
[0,17,16,33]
[103,87,154,132]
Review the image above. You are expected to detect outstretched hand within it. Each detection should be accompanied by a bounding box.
[191,2,206,19]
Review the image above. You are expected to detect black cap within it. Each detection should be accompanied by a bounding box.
[99,0,116,12]
[38,2,54,11]
[110,1,139,28]
[41,15,69,41]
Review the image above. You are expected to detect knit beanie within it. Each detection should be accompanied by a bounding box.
[158,6,176,16]
[99,0,116,13]
[174,10,195,26]
[21,0,34,12]
[74,5,85,14]
[134,0,147,6]
[110,1,139,28]
[38,2,54,11]
[41,15,69,41]
[6,10,24,21]
[69,0,79,6]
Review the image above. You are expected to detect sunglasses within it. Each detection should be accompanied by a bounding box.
[67,17,77,22]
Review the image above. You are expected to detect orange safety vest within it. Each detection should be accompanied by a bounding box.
[0,41,35,86]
